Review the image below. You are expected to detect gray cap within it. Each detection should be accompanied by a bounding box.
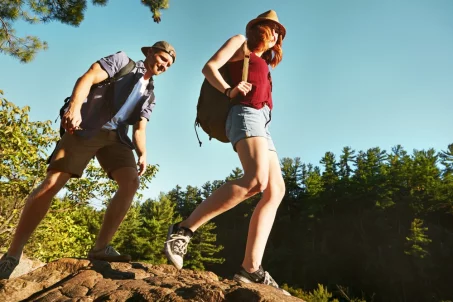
[141,41,176,63]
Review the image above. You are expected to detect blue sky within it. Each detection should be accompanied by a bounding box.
[1,0,452,202]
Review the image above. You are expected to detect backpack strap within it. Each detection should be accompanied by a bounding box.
[114,59,136,80]
[242,42,250,82]
[96,59,136,87]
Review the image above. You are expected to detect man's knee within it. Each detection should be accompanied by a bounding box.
[37,171,70,196]
[117,175,140,194]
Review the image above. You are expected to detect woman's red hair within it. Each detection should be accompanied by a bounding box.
[246,21,283,68]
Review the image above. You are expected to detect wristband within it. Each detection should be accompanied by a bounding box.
[224,88,232,99]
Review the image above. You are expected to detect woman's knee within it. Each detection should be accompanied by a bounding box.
[264,179,286,203]
[242,174,269,194]
[275,180,286,199]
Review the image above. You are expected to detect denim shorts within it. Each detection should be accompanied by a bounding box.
[225,104,276,152]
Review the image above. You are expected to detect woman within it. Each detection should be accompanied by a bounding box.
[164,10,289,294]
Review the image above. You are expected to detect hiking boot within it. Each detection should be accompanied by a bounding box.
[87,245,131,262]
[164,223,193,269]
[0,254,19,280]
[233,265,291,296]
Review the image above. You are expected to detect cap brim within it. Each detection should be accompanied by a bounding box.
[141,46,151,57]
[141,46,176,63]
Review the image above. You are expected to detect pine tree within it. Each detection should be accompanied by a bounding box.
[405,218,432,259]
[1,0,170,62]
[185,222,224,270]
[111,202,147,260]
[139,194,180,263]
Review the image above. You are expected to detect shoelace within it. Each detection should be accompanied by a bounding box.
[0,258,16,273]
[263,271,279,288]
[165,234,190,256]
[105,246,119,256]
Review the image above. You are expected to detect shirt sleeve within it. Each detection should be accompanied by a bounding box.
[140,99,156,121]
[98,51,129,78]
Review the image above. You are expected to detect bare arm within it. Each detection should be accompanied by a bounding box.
[202,35,252,98]
[62,63,109,133]
[133,117,148,176]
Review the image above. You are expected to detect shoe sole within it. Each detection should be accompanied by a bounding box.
[164,224,183,270]
[233,274,291,296]
[233,274,252,283]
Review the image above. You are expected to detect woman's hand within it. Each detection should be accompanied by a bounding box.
[229,81,252,98]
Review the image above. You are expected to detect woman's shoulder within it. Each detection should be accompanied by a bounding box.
[229,34,246,44]
[225,35,247,63]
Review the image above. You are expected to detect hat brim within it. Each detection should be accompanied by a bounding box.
[246,18,286,40]
[141,47,151,57]
[141,46,176,63]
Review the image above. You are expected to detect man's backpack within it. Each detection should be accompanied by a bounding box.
[56,59,136,137]
[194,43,250,146]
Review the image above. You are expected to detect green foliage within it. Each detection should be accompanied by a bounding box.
[110,202,145,260]
[0,92,58,245]
[281,283,370,302]
[307,284,334,302]
[0,0,170,62]
[185,222,225,270]
[167,186,225,270]
[138,194,180,263]
[141,0,169,23]
[280,283,311,300]
[64,161,158,205]
[405,218,432,258]
[26,199,97,262]
[112,194,181,263]
[0,92,58,198]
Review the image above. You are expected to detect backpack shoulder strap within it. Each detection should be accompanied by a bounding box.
[112,58,136,81]
[242,42,250,82]
[95,58,136,87]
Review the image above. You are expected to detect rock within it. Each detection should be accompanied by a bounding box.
[0,253,45,279]
[0,258,303,302]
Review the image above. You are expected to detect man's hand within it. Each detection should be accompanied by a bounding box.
[62,104,82,134]
[62,62,109,135]
[137,155,147,176]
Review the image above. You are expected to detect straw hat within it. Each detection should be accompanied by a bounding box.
[246,10,286,40]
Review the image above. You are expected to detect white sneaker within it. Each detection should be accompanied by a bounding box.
[164,223,193,270]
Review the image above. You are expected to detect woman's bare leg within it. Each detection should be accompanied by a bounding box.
[242,151,285,272]
[180,137,270,231]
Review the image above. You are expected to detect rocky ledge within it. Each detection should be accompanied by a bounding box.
[0,258,303,301]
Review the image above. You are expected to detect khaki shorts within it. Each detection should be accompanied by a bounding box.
[48,130,137,178]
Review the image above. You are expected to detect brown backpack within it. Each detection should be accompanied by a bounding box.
[195,43,250,146]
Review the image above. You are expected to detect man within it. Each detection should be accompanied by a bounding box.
[0,41,176,279]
